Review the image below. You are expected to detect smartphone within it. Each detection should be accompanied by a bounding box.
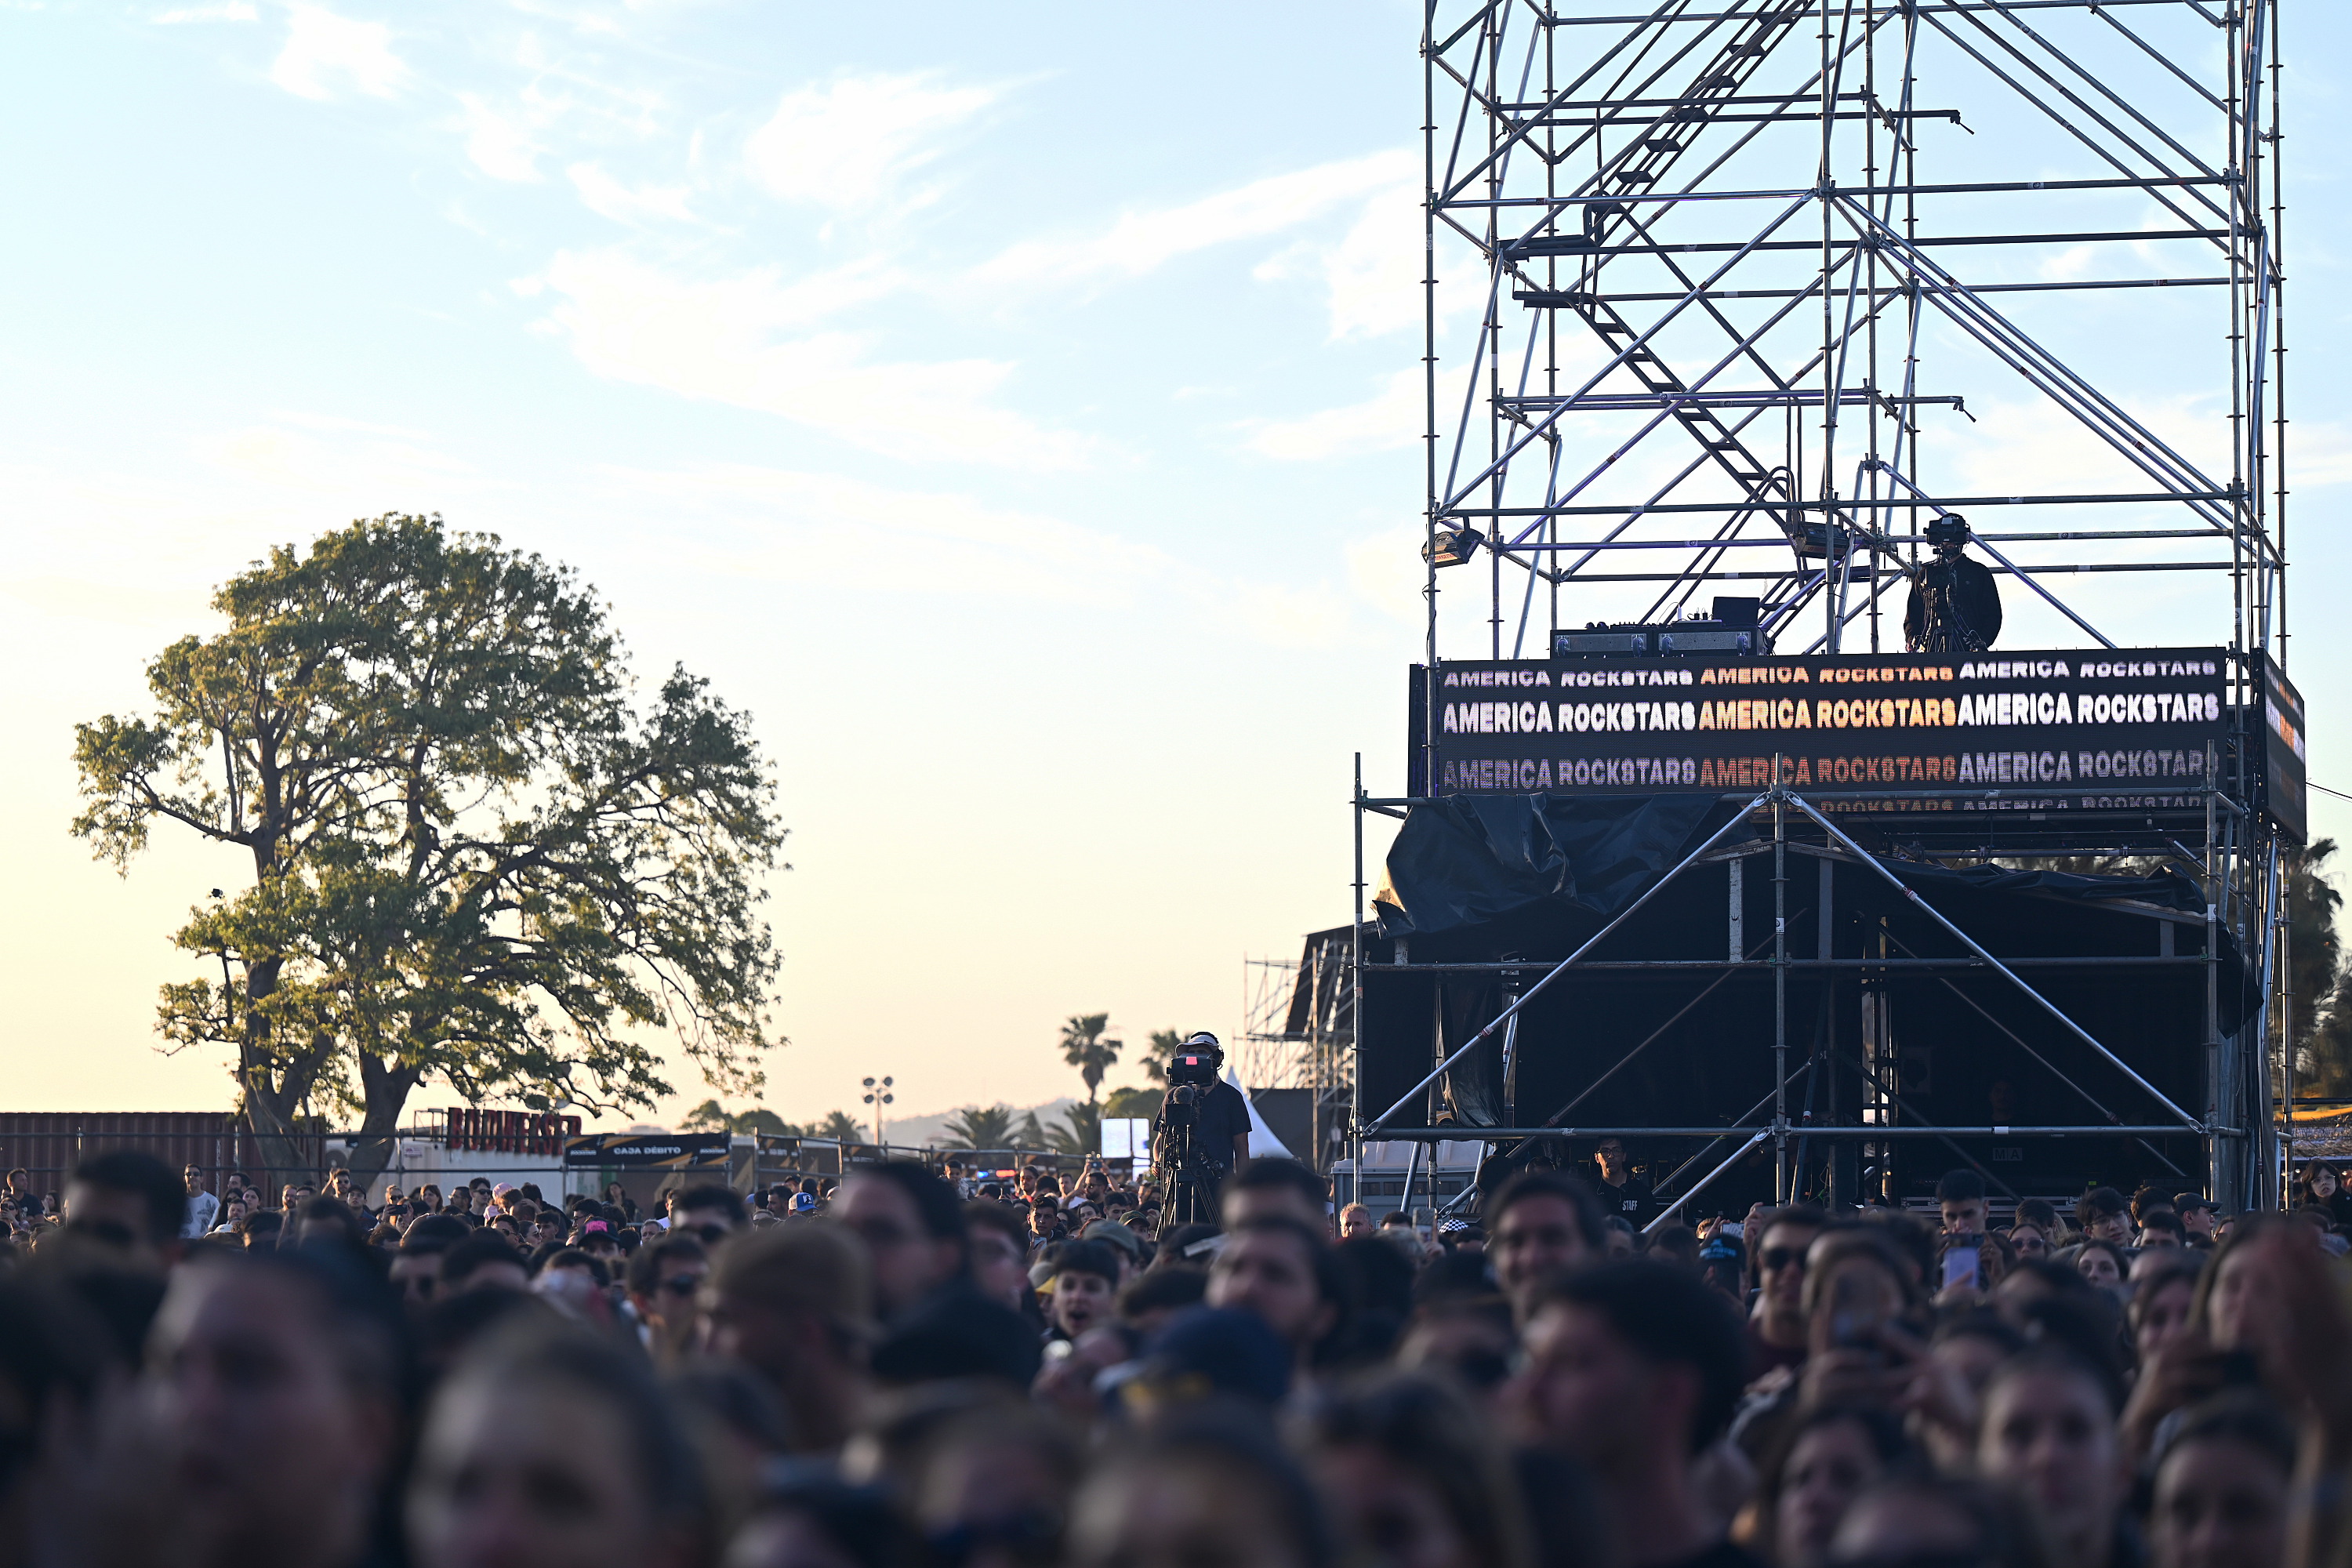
[1940,1246,1982,1292]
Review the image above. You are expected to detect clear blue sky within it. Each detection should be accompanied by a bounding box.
[0,2,2343,1128]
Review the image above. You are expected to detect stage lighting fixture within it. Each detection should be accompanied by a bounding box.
[1421,525,1485,568]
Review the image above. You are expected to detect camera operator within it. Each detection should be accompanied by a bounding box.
[1904,513,2002,654]
[1155,1033,1254,1224]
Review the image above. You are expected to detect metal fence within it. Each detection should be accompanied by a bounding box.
[0,1113,324,1202]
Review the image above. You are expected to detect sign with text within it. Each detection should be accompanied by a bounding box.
[563,1131,731,1168]
[1411,648,2228,818]
[2255,652,2307,844]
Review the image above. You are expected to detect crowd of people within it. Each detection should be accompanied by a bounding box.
[0,1145,2349,1568]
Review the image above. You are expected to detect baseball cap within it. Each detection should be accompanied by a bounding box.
[2173,1192,2216,1214]
[1080,1218,1146,1262]
[492,1182,516,1197]
[1131,1308,1290,1409]
[791,1192,818,1214]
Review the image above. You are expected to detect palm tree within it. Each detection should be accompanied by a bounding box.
[1011,1109,1050,1151]
[815,1109,864,1143]
[943,1105,1018,1150]
[1102,1086,1160,1119]
[1047,1101,1103,1160]
[679,1098,732,1132]
[1139,1029,1185,1084]
[1060,1013,1123,1103]
[734,1108,793,1137]
[2288,840,2352,1096]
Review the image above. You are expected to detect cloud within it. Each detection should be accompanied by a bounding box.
[568,162,695,226]
[528,248,1095,470]
[2289,421,2352,488]
[154,2,257,21]
[1254,174,1423,339]
[269,408,432,439]
[1922,392,2231,503]
[975,149,1416,288]
[457,92,544,181]
[595,462,1373,649]
[271,4,408,101]
[1347,518,1436,626]
[1243,369,1424,462]
[745,73,1000,210]
[593,463,1166,602]
[2038,245,2097,282]
[195,415,476,499]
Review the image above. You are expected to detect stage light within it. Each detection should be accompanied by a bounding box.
[1421,525,1485,568]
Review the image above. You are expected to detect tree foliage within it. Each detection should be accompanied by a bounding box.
[71,515,785,1178]
[1012,1109,1050,1151]
[815,1110,865,1144]
[2288,840,2352,1097]
[1102,1086,1160,1120]
[1137,1028,1186,1084]
[681,1100,795,1136]
[1046,1100,1102,1160]
[941,1104,1018,1150]
[1058,1013,1122,1103]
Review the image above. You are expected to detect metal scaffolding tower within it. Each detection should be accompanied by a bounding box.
[1348,0,2297,1211]
[1419,0,2285,670]
[1238,956,1304,1091]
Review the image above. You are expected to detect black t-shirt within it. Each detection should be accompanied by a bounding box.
[1162,1080,1254,1169]
[1589,1168,1657,1226]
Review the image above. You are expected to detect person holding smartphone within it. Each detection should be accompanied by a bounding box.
[1935,1169,1988,1238]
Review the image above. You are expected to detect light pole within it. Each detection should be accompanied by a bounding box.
[862,1076,894,1146]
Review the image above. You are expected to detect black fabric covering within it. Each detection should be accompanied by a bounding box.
[1377,793,2209,937]
[1377,793,1719,936]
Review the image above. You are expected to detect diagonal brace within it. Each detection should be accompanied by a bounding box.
[1646,1129,1771,1235]
[1861,460,2118,648]
[1780,789,2204,1129]
[1362,790,1771,1135]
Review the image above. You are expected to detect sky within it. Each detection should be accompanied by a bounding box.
[0,2,2344,1134]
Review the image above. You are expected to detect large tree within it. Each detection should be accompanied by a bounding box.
[71,515,785,1182]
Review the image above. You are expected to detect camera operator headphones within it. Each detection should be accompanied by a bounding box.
[1181,1031,1222,1058]
[1924,513,1970,550]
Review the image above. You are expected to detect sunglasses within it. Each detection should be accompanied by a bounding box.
[1759,1247,1806,1272]
[660,1274,704,1296]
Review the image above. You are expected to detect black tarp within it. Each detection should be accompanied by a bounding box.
[1375,793,1719,936]
[1378,793,2210,933]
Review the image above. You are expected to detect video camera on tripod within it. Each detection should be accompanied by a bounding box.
[1153,1033,1227,1227]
